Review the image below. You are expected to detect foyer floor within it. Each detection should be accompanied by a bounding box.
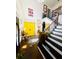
[17,38,43,59]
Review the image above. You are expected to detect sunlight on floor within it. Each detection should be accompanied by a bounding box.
[22,45,27,49]
[28,38,39,44]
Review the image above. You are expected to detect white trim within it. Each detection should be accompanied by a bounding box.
[37,47,46,59]
[48,37,62,46]
[56,26,62,29]
[54,28,62,32]
[53,31,62,36]
[50,34,62,40]
[45,40,62,55]
[42,44,56,59]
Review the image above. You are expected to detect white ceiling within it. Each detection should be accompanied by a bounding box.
[16,0,62,20]
[43,0,62,10]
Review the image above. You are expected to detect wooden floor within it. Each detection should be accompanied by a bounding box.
[17,43,43,59]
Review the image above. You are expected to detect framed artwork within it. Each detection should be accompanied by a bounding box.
[43,4,48,18]
[28,8,33,17]
[43,4,47,12]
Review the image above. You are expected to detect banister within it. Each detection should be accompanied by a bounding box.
[45,19,56,31]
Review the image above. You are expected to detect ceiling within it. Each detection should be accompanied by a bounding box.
[43,0,62,10]
[16,0,62,20]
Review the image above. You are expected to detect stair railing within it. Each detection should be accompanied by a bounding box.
[45,19,57,33]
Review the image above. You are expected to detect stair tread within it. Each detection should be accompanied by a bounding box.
[49,34,62,43]
[42,44,56,59]
[52,31,62,37]
[50,34,62,40]
[48,37,62,47]
[45,40,62,55]
[56,25,62,29]
[38,43,53,59]
[44,42,62,59]
[54,28,62,32]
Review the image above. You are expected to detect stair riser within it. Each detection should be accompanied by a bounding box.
[53,31,62,37]
[50,34,62,40]
[38,43,53,59]
[56,26,62,29]
[54,29,62,32]
[49,35,62,43]
[45,41,62,55]
[42,44,56,59]
[44,42,62,59]
[37,47,46,59]
[47,38,62,51]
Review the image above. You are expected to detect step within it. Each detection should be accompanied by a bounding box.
[45,40,62,55]
[50,34,62,40]
[42,44,56,59]
[37,47,46,59]
[56,25,62,29]
[47,38,62,51]
[44,41,62,58]
[38,43,53,59]
[49,34,62,43]
[54,28,62,32]
[48,37,62,47]
[52,31,62,36]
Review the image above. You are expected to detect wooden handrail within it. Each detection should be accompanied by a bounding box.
[45,19,56,31]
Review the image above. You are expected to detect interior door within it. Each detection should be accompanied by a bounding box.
[24,22,35,36]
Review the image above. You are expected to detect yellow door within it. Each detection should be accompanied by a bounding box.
[24,22,35,36]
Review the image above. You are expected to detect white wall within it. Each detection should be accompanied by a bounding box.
[23,0,43,21]
[16,0,43,41]
[58,15,62,24]
[23,0,43,35]
[51,1,62,11]
[16,0,43,23]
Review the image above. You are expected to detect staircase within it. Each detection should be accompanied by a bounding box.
[38,24,62,59]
